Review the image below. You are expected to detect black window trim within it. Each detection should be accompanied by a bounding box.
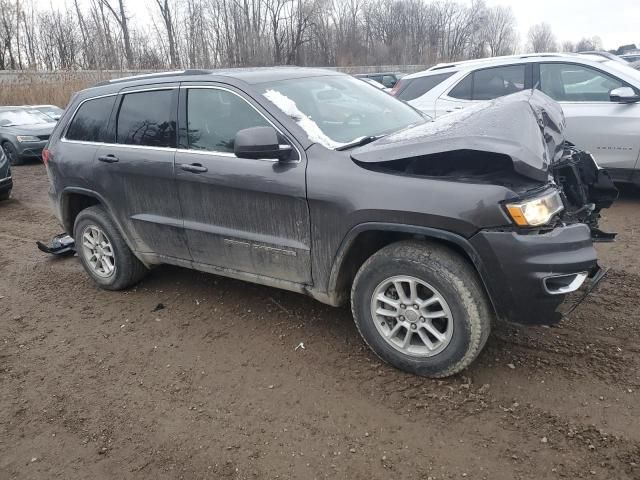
[61,92,118,145]
[113,86,179,149]
[444,63,533,101]
[534,61,639,103]
[177,84,301,163]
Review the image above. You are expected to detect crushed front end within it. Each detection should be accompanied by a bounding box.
[470,146,618,326]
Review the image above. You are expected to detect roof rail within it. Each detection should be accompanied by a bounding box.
[578,50,629,64]
[94,69,212,87]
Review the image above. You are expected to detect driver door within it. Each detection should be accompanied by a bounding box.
[174,84,312,284]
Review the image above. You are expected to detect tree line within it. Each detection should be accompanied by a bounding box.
[0,0,608,71]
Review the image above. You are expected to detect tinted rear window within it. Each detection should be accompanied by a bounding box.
[397,73,454,101]
[116,90,176,147]
[65,96,115,142]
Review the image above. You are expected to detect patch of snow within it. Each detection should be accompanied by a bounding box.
[387,101,492,141]
[263,89,345,149]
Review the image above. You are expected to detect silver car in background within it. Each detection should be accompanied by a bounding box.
[392,53,640,185]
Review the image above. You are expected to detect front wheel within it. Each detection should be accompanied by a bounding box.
[351,240,492,378]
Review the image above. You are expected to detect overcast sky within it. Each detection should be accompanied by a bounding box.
[50,0,640,52]
[485,0,640,50]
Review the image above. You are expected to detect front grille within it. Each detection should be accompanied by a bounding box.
[37,135,50,141]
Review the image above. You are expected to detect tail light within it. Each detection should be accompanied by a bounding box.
[390,79,405,96]
[42,148,50,166]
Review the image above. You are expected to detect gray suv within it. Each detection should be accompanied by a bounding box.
[44,68,617,377]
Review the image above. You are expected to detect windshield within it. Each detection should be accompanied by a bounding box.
[0,110,51,127]
[259,76,425,149]
[32,106,63,120]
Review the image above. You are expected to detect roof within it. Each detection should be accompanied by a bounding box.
[406,52,614,79]
[98,66,342,87]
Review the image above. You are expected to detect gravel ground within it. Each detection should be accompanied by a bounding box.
[1,163,639,480]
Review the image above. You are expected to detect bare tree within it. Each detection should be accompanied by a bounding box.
[527,22,557,53]
[98,0,134,68]
[155,0,180,68]
[0,0,616,72]
[482,5,517,56]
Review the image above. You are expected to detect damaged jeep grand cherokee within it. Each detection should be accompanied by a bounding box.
[44,68,617,377]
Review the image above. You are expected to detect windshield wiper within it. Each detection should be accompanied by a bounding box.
[335,134,385,151]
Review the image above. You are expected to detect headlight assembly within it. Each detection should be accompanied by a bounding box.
[16,135,40,143]
[505,190,564,227]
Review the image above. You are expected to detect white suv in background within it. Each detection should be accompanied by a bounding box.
[392,53,640,184]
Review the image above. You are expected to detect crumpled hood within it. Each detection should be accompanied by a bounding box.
[352,90,566,182]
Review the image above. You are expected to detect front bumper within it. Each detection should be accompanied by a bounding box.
[15,140,47,159]
[470,223,601,325]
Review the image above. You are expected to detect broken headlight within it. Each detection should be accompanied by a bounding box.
[505,190,564,227]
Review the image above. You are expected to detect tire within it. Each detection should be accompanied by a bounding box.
[351,240,492,378]
[2,142,23,166]
[73,205,147,290]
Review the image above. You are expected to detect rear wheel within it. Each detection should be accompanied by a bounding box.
[2,142,23,166]
[351,240,492,378]
[73,205,147,290]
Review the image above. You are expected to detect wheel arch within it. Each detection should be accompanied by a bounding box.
[60,187,146,266]
[325,223,498,316]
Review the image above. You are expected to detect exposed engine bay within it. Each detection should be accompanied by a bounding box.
[552,145,618,241]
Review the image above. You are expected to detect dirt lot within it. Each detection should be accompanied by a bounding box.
[1,163,640,480]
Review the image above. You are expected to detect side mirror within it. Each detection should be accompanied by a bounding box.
[234,126,292,161]
[610,86,640,103]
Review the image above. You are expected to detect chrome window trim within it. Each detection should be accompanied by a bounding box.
[180,85,302,163]
[60,138,176,153]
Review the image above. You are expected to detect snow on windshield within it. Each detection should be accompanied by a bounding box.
[0,110,50,126]
[263,89,346,149]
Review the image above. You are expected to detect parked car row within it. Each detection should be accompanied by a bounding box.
[389,52,640,185]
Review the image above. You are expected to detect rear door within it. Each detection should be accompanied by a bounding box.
[536,62,640,174]
[174,83,311,284]
[92,84,191,259]
[435,64,532,118]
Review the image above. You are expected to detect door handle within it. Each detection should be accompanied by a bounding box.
[446,107,464,113]
[98,154,119,163]
[180,163,208,173]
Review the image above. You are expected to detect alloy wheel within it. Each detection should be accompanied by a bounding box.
[370,275,453,357]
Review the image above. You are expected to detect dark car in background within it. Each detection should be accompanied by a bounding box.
[355,71,405,88]
[44,68,616,378]
[0,147,12,201]
[0,107,57,165]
